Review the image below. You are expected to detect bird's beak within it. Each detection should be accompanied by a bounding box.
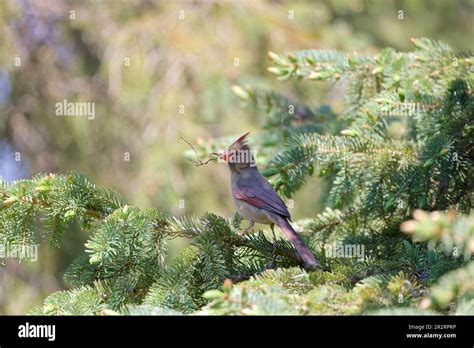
[220,151,230,162]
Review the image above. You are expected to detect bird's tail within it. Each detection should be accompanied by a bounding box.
[277,217,318,268]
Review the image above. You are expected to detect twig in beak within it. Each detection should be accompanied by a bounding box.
[180,136,220,166]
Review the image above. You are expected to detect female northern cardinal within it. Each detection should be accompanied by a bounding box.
[220,132,318,268]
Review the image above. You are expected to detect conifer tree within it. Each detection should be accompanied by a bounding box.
[1,38,473,315]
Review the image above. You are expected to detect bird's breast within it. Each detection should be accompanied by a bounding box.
[232,197,274,225]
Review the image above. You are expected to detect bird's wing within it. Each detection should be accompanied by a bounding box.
[234,185,291,219]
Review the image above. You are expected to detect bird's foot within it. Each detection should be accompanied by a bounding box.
[237,230,251,242]
[237,221,255,237]
[237,229,247,237]
[237,226,254,237]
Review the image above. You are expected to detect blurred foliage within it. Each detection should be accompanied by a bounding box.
[0,0,473,313]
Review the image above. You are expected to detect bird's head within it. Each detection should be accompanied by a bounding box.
[218,132,256,173]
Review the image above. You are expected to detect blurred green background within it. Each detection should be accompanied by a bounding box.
[0,0,472,314]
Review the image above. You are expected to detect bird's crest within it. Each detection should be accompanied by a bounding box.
[229,132,250,151]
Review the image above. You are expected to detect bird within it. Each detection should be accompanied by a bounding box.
[219,132,318,268]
